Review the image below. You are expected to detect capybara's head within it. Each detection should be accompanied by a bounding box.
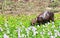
[31,18,37,26]
[31,17,43,26]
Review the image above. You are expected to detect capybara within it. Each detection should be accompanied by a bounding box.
[31,11,54,26]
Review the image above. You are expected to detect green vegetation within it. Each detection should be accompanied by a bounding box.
[0,0,60,38]
[0,13,60,38]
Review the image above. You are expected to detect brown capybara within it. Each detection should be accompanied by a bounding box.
[31,11,54,26]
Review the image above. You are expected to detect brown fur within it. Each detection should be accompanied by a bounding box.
[31,11,54,26]
[31,18,37,26]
